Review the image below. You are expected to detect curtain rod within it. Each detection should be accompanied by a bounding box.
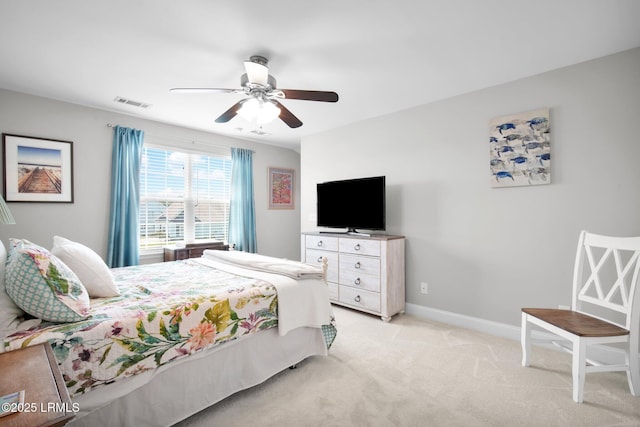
[106,123,254,153]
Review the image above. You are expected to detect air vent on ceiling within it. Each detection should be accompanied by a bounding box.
[113,96,151,109]
[235,127,271,136]
[250,128,271,136]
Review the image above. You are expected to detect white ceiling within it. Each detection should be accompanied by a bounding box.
[1,1,639,151]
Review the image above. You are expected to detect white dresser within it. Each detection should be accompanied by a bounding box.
[301,232,405,321]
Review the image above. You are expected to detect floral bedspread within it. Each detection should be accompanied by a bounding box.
[3,260,288,397]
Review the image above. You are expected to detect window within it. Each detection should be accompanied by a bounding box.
[139,145,232,252]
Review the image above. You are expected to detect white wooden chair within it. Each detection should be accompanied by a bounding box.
[521,230,640,403]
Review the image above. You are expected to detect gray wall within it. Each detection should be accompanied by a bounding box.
[0,89,301,262]
[301,48,640,327]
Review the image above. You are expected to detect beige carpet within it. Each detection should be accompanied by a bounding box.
[175,306,640,427]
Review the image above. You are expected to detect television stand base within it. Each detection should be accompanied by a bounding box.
[319,229,372,237]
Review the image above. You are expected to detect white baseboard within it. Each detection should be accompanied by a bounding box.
[405,303,522,340]
[404,303,629,365]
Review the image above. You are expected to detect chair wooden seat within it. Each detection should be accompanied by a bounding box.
[522,308,629,337]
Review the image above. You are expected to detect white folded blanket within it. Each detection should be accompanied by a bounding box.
[193,256,332,337]
[202,250,325,280]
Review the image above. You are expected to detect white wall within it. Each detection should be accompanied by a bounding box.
[0,89,301,262]
[301,48,640,327]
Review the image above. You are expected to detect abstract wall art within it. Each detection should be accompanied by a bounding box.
[268,167,294,209]
[489,108,550,188]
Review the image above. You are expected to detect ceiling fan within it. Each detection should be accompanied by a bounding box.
[170,55,339,129]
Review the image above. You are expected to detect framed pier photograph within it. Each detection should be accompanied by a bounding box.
[2,134,74,203]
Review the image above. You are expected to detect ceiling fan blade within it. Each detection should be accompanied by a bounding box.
[214,100,247,123]
[280,89,338,103]
[272,100,303,128]
[170,87,239,94]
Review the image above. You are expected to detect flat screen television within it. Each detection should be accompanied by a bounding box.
[316,176,385,235]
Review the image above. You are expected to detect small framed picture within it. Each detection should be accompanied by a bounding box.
[0,390,25,417]
[268,167,294,209]
[2,134,74,203]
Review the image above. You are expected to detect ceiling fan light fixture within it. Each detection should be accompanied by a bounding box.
[238,98,281,124]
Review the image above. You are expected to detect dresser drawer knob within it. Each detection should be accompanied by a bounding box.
[354,278,361,285]
[354,295,361,303]
[317,240,323,247]
[317,256,324,263]
[354,244,360,251]
[354,261,361,269]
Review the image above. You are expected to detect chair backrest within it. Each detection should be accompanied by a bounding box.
[572,230,640,332]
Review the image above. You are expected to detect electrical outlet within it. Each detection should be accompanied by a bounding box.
[420,282,429,294]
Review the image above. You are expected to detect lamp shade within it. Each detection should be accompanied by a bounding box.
[257,101,281,125]
[238,98,260,121]
[0,195,15,224]
[238,98,281,125]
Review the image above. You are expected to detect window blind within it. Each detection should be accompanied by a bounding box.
[139,146,231,252]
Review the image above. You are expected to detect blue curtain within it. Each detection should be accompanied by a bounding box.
[107,126,144,267]
[228,148,257,253]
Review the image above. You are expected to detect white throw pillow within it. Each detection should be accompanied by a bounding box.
[51,236,120,298]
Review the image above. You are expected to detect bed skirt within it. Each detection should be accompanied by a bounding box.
[69,326,328,426]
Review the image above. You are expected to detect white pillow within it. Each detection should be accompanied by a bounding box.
[51,236,120,298]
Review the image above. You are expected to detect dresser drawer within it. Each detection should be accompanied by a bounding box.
[339,270,380,292]
[339,254,381,276]
[306,235,339,251]
[339,238,380,256]
[305,249,339,283]
[339,286,381,312]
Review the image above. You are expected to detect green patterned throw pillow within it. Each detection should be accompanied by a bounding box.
[5,238,90,322]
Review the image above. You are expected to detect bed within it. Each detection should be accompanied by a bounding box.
[0,238,335,426]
